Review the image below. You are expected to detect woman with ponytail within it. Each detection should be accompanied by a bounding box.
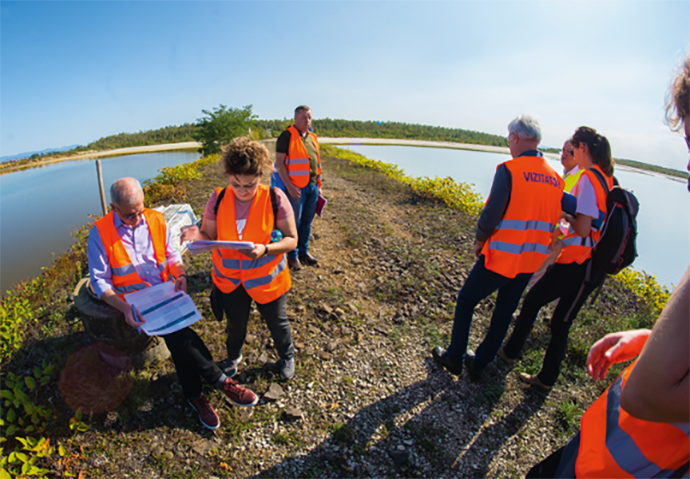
[499,126,615,393]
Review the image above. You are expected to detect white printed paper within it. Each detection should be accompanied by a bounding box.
[187,240,254,255]
[125,282,202,336]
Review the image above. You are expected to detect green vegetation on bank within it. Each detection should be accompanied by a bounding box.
[615,157,688,179]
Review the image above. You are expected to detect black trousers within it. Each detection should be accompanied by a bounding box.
[214,285,294,362]
[504,260,606,386]
[163,327,223,399]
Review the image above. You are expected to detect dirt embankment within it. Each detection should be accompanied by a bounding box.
[14,149,644,478]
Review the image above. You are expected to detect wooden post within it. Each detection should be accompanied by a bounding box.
[96,159,107,216]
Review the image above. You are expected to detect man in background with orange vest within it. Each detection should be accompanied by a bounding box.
[432,115,564,381]
[272,105,322,271]
[88,177,258,431]
[525,54,690,479]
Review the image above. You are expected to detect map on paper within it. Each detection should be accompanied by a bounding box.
[125,282,202,336]
[187,240,254,255]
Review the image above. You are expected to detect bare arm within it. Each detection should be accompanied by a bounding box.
[565,212,594,238]
[275,152,300,199]
[620,267,690,423]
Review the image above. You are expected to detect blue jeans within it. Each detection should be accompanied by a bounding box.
[445,255,532,372]
[272,172,318,259]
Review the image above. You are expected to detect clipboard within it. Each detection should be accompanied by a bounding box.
[316,194,327,217]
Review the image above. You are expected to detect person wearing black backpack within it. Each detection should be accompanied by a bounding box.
[181,137,299,381]
[498,126,614,394]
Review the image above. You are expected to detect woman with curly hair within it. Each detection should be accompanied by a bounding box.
[182,137,298,380]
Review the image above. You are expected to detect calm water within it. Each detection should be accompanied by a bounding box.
[342,144,690,288]
[0,152,200,294]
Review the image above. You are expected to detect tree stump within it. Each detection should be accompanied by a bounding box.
[73,276,170,368]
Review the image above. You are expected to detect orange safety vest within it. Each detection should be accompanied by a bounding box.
[556,165,613,265]
[212,184,291,303]
[482,156,564,278]
[285,125,321,189]
[94,209,170,298]
[576,361,690,478]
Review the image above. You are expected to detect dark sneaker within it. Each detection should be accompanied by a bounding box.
[224,354,243,378]
[188,395,220,430]
[287,257,302,271]
[432,346,463,375]
[464,350,482,382]
[279,358,295,380]
[497,347,517,366]
[519,373,552,395]
[219,378,258,407]
[299,253,318,266]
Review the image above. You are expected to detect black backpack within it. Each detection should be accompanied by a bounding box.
[589,169,639,275]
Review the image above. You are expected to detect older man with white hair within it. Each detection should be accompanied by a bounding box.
[88,177,258,430]
[433,116,564,381]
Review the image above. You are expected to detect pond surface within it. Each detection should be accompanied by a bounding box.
[341,144,689,288]
[0,151,200,294]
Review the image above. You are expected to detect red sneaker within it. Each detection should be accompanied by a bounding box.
[220,378,258,407]
[188,395,220,430]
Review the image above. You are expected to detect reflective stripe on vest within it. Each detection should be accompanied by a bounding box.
[94,209,170,299]
[286,125,321,189]
[212,184,291,303]
[576,362,690,478]
[481,156,564,278]
[557,166,612,265]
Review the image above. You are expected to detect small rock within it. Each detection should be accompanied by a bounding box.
[389,449,409,466]
[283,406,303,421]
[326,340,338,352]
[317,350,332,360]
[191,439,214,456]
[258,352,269,364]
[351,258,362,265]
[263,383,285,401]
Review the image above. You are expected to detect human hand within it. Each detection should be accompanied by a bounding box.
[180,225,200,245]
[473,240,485,259]
[124,306,146,329]
[238,244,266,260]
[174,275,187,293]
[586,329,651,381]
[288,184,301,200]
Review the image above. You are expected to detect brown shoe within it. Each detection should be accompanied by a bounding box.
[518,373,552,394]
[299,253,318,266]
[497,347,517,366]
[188,395,220,430]
[287,257,302,271]
[219,378,258,407]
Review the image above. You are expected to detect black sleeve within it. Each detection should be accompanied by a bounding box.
[476,164,512,242]
[276,130,291,154]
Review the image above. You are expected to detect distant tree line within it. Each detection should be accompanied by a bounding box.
[87,124,197,150]
[254,118,507,147]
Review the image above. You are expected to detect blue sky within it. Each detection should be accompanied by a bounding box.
[2,0,689,169]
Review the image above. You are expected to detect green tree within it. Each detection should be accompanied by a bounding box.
[193,104,257,156]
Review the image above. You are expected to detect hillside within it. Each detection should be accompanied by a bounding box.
[1,146,662,478]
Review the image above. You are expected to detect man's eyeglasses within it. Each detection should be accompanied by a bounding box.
[120,211,142,221]
[685,135,690,153]
[113,204,143,221]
